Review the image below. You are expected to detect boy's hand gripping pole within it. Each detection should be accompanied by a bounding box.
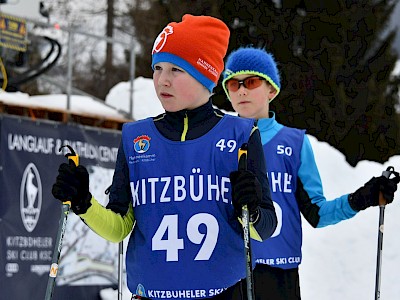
[45,145,79,300]
[238,143,255,300]
[375,166,399,300]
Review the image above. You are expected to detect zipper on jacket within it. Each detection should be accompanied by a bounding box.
[180,113,189,141]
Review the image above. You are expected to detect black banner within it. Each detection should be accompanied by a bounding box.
[0,114,122,299]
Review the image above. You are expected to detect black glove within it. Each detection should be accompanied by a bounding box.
[230,170,262,220]
[52,160,92,214]
[349,175,399,211]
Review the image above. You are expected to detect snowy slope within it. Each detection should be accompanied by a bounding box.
[3,1,400,297]
[2,76,400,300]
[99,78,400,300]
[3,76,400,299]
[99,133,400,300]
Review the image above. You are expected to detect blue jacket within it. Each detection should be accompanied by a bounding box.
[254,112,357,269]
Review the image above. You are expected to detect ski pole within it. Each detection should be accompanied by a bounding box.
[105,184,124,300]
[375,166,399,300]
[45,145,79,300]
[118,241,123,300]
[238,143,255,300]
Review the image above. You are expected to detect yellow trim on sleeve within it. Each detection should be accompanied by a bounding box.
[80,197,135,243]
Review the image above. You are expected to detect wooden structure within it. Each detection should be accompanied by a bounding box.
[0,99,132,130]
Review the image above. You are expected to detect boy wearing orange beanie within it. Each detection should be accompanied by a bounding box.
[52,15,277,300]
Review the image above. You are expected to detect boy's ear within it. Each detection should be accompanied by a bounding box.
[269,87,278,99]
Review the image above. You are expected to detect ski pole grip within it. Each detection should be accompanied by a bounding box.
[238,144,248,212]
[59,145,79,207]
[238,144,249,216]
[238,143,248,171]
[379,167,394,206]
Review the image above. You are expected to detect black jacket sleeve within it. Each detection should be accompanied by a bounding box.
[106,141,132,216]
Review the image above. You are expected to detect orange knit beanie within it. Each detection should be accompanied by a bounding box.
[152,14,230,92]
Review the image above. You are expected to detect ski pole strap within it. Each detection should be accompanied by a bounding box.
[61,144,79,166]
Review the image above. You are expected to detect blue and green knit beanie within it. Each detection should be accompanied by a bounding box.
[222,47,281,101]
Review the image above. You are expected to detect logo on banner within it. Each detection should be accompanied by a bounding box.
[20,163,42,232]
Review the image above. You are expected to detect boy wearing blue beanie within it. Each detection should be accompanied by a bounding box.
[223,46,399,300]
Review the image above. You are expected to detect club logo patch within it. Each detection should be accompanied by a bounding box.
[135,283,147,298]
[134,135,151,154]
[20,163,42,232]
[152,25,173,54]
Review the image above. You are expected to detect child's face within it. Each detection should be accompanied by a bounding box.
[153,62,210,112]
[226,75,277,119]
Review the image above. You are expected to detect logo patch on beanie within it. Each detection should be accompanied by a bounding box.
[197,58,218,78]
[152,25,173,54]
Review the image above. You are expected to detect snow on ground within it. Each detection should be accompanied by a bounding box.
[103,78,400,300]
[2,77,400,300]
[99,132,400,300]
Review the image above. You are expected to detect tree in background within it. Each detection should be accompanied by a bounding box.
[125,0,223,79]
[21,0,400,166]
[216,0,400,166]
[73,0,131,100]
[37,0,131,99]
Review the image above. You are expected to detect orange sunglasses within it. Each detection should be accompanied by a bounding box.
[225,76,266,92]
